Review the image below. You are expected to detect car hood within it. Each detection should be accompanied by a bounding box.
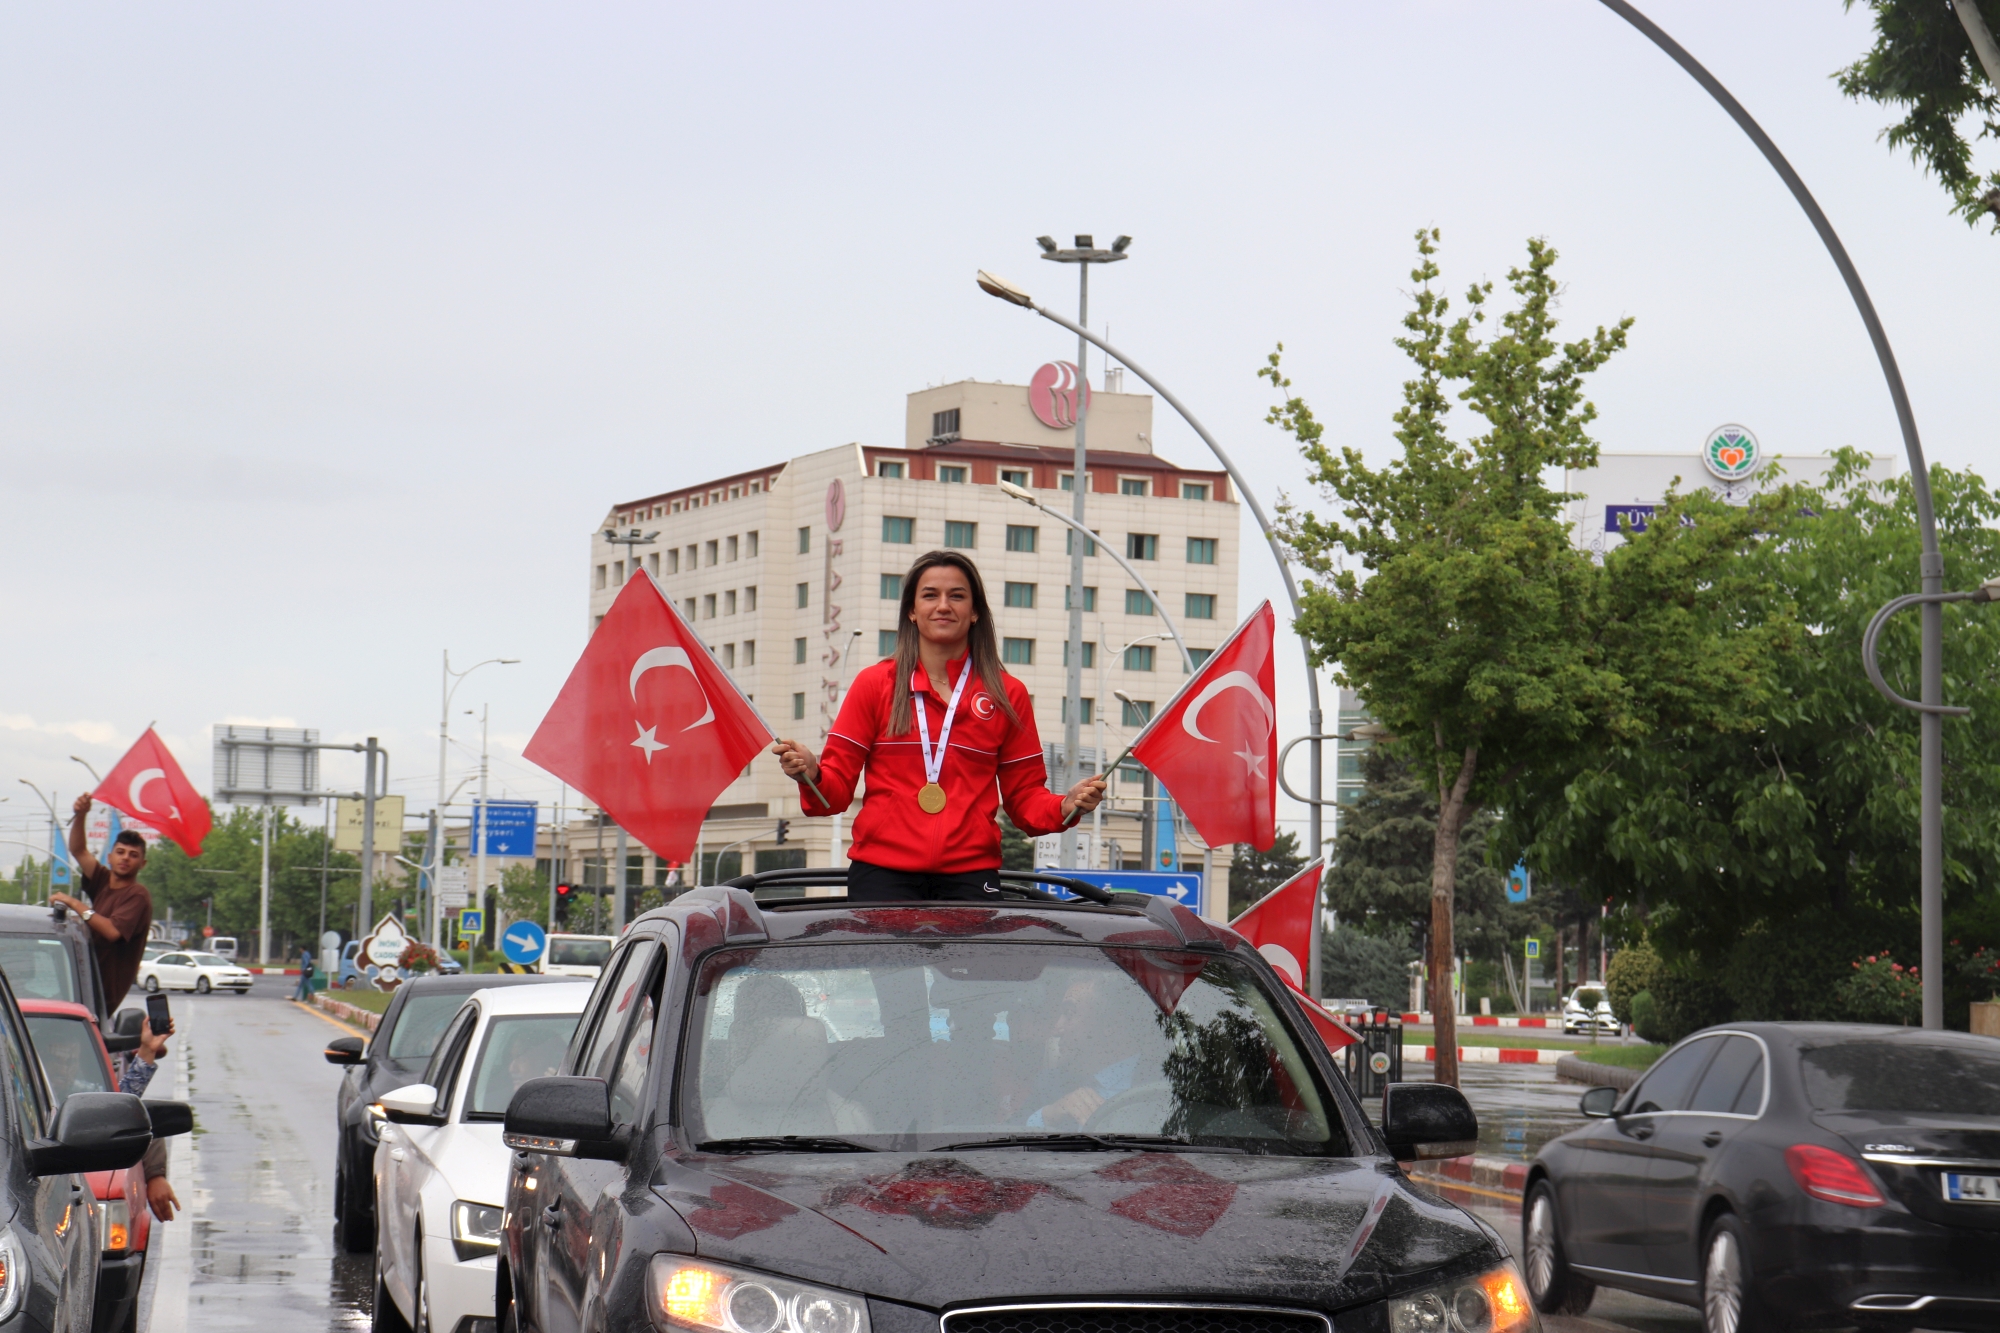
[653,1150,1495,1311]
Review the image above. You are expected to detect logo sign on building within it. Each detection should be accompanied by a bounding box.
[1603,504,1656,534]
[471,802,538,857]
[1505,863,1532,904]
[1029,361,1090,430]
[1702,424,1761,482]
[334,795,406,853]
[435,865,471,909]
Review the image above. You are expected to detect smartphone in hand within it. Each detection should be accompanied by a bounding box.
[145,992,171,1035]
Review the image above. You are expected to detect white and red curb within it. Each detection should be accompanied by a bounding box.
[1401,1013,1558,1029]
[1403,1044,1564,1065]
[1405,1153,1529,1197]
[312,993,382,1033]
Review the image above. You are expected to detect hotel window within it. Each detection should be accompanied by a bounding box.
[794,637,807,664]
[797,526,810,554]
[878,460,905,478]
[1126,533,1159,561]
[1062,697,1095,724]
[594,614,604,630]
[746,531,759,557]
[1182,483,1210,501]
[931,408,960,440]
[742,641,756,666]
[744,586,758,611]
[938,465,967,485]
[612,560,625,586]
[1065,585,1097,612]
[1059,472,1091,491]
[1120,698,1154,726]
[722,643,736,669]
[686,545,698,568]
[1187,537,1217,564]
[1124,644,1156,672]
[878,629,897,657]
[1185,593,1216,620]
[944,521,977,548]
[594,564,607,589]
[726,535,739,562]
[682,598,695,619]
[796,583,809,608]
[1066,530,1097,557]
[724,590,737,616]
[883,515,914,544]
[702,594,717,619]
[1119,478,1150,496]
[1005,524,1037,553]
[1063,641,1096,668]
[748,480,760,493]
[666,549,680,574]
[792,693,806,720]
[1126,589,1153,616]
[1000,469,1030,487]
[705,540,719,566]
[1189,647,1213,668]
[646,552,659,578]
[729,486,740,500]
[1003,582,1036,609]
[1002,638,1035,665]
[880,573,901,600]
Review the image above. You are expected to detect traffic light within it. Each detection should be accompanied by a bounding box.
[774,820,790,845]
[554,882,573,927]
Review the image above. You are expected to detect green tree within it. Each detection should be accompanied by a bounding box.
[1227,830,1306,919]
[1319,928,1419,1009]
[1838,0,2000,229]
[1265,231,1632,1085]
[499,862,550,931]
[137,804,376,956]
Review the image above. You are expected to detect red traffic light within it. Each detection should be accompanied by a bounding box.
[555,883,572,897]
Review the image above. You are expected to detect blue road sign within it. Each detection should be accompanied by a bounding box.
[1049,870,1203,908]
[1505,862,1532,903]
[472,802,538,858]
[1524,938,1541,959]
[501,920,547,965]
[458,909,485,936]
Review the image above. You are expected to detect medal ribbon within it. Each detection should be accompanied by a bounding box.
[914,658,973,789]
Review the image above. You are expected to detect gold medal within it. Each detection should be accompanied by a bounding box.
[918,782,948,814]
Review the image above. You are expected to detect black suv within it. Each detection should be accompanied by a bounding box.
[497,874,1534,1333]
[325,972,570,1252]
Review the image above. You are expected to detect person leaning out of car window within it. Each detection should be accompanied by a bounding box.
[52,794,155,1004]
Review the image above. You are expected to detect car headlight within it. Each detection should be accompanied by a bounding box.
[0,1227,23,1321]
[451,1200,503,1262]
[647,1256,870,1333]
[362,1102,387,1144]
[1388,1262,1538,1333]
[97,1199,131,1253]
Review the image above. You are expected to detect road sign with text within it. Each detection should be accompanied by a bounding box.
[471,802,538,857]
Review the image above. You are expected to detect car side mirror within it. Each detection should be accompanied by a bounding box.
[146,1101,194,1138]
[1579,1086,1620,1119]
[323,1036,365,1066]
[378,1084,444,1126]
[112,1009,146,1040]
[1380,1082,1479,1162]
[102,1033,142,1055]
[29,1092,152,1176]
[503,1077,625,1160]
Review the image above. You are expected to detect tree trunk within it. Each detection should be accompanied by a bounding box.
[1429,739,1480,1089]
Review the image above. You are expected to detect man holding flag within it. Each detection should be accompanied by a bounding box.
[53,794,154,1004]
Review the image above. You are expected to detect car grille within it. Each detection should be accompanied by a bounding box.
[942,1305,1330,1333]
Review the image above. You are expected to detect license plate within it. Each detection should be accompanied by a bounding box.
[1943,1172,2000,1203]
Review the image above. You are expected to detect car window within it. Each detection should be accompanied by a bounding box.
[0,936,81,1004]
[549,938,614,968]
[189,954,228,967]
[422,1006,479,1114]
[683,942,1344,1154]
[605,956,665,1125]
[579,942,662,1085]
[1628,1036,1721,1114]
[1800,1037,2000,1115]
[159,955,189,966]
[464,1015,581,1120]
[0,1008,45,1140]
[1688,1035,1764,1115]
[567,946,634,1074]
[387,994,471,1065]
[25,1016,112,1106]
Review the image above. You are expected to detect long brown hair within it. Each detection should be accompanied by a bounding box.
[889,550,1020,736]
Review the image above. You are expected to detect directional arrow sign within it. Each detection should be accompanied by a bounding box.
[1046,870,1203,910]
[501,920,547,966]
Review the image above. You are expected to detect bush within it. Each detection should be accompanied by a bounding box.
[1605,942,1663,1025]
[397,941,443,975]
[1321,928,1419,1010]
[1576,986,1604,1010]
[1836,951,1922,1025]
[1723,911,1909,1023]
[1649,967,1733,1045]
[1629,990,1661,1042]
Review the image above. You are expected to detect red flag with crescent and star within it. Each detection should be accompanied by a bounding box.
[1225,858,1356,1051]
[93,727,212,857]
[524,571,774,864]
[1126,600,1278,851]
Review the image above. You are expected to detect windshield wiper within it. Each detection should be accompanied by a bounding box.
[937,1133,1245,1155]
[695,1135,878,1154]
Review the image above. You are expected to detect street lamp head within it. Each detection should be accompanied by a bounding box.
[1074,234,1092,249]
[1974,576,2000,603]
[1112,689,1139,707]
[500,659,520,665]
[1111,235,1132,253]
[977,270,1034,307]
[1036,236,1057,254]
[995,479,1038,505]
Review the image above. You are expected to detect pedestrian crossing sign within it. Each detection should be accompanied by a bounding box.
[458,910,484,936]
[1524,938,1541,959]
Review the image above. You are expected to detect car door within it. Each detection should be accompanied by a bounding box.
[1563,1035,1721,1277]
[157,954,194,990]
[1643,1033,1766,1281]
[0,979,89,1333]
[382,1004,476,1315]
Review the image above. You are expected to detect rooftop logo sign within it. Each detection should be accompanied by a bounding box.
[1029,361,1090,430]
[1702,424,1761,481]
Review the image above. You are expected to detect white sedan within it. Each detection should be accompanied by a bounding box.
[137,950,254,995]
[374,982,593,1333]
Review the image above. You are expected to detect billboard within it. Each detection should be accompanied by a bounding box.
[334,796,406,853]
[212,725,321,806]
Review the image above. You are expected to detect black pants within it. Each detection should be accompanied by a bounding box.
[846,860,1004,902]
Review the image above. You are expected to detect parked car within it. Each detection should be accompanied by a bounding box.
[1524,1022,2000,1330]
[537,933,614,979]
[0,903,110,1019]
[494,874,1527,1333]
[208,936,238,960]
[372,982,593,1333]
[1560,986,1618,1036]
[323,973,572,1253]
[20,999,154,1333]
[136,950,253,995]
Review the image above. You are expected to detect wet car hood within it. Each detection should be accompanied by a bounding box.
[653,1150,1495,1311]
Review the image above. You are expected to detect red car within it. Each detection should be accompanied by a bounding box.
[20,998,152,1333]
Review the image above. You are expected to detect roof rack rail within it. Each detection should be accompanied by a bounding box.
[717,866,1118,906]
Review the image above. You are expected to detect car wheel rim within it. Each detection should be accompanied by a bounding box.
[1525,1195,1558,1297]
[1704,1229,1743,1333]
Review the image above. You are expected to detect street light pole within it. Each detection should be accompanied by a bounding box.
[1037,234,1129,870]
[475,704,490,947]
[437,651,518,946]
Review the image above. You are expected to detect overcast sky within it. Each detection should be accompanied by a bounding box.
[3,1,1994,868]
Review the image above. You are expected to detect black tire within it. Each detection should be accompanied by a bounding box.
[497,1266,522,1333]
[373,1271,413,1333]
[1701,1214,1774,1333]
[337,1160,376,1253]
[195,977,211,995]
[1522,1180,1596,1315]
[143,977,159,994]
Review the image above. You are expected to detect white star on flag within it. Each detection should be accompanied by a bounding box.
[1235,742,1267,779]
[630,721,668,763]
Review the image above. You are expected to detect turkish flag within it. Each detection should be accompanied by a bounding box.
[94,728,212,858]
[1225,858,1355,1051]
[524,572,773,864]
[1128,601,1277,850]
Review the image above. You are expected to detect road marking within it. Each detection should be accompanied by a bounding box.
[137,1002,196,1333]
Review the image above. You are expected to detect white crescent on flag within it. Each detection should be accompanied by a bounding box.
[128,768,167,815]
[628,647,715,728]
[1182,671,1276,743]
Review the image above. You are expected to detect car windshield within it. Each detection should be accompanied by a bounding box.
[464,1014,581,1120]
[388,994,471,1065]
[1800,1037,2000,1116]
[683,942,1345,1155]
[548,938,611,968]
[0,936,80,1005]
[24,1015,110,1105]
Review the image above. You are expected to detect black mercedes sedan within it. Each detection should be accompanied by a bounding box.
[495,874,1542,1333]
[324,971,567,1252]
[1523,1021,2000,1331]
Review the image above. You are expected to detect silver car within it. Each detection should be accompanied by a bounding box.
[1561,985,1619,1035]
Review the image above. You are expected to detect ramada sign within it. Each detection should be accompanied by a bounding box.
[1029,362,1091,430]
